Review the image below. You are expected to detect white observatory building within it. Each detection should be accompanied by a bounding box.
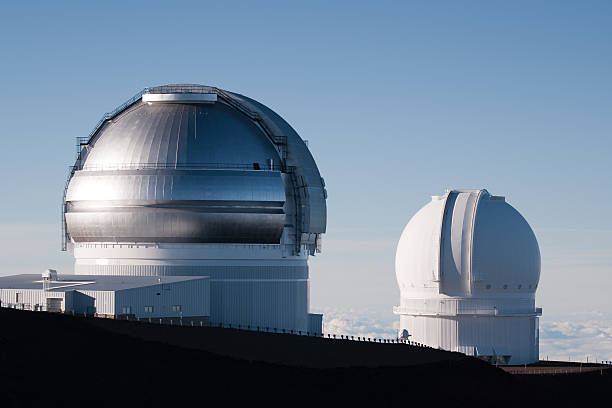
[1,84,327,334]
[394,189,541,365]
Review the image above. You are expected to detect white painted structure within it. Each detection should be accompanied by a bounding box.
[394,189,542,364]
[0,274,210,319]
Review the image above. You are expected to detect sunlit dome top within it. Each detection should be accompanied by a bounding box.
[82,84,281,170]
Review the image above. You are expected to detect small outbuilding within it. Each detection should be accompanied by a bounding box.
[0,273,209,322]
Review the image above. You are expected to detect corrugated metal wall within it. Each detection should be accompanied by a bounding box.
[400,314,538,364]
[74,263,311,332]
[210,279,308,332]
[77,290,115,315]
[0,289,66,311]
[74,264,307,278]
[114,278,209,319]
[308,313,323,336]
[65,290,95,314]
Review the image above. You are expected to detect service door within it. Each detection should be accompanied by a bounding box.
[46,298,63,313]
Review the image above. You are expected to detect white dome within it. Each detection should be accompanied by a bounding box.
[395,189,540,299]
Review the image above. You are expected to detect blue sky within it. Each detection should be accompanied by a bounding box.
[0,1,610,359]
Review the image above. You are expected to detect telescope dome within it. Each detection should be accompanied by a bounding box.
[396,189,540,298]
[59,84,327,334]
[394,189,542,365]
[64,84,326,248]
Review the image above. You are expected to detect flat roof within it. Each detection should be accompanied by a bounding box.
[0,274,207,292]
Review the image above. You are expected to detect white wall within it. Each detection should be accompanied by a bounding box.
[114,278,209,319]
[211,279,308,331]
[76,290,115,315]
[0,289,65,312]
[399,314,539,365]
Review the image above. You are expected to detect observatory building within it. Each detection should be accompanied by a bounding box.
[1,84,327,334]
[394,189,541,365]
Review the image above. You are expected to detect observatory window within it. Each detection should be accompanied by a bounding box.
[144,306,153,313]
[172,305,182,312]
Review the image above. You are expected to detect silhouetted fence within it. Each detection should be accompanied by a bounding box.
[6,304,612,360]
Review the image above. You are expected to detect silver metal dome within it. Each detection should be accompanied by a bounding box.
[81,103,281,169]
[63,84,327,251]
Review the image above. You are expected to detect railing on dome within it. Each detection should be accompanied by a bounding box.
[147,84,217,94]
[78,162,283,172]
[393,305,541,317]
[86,88,150,142]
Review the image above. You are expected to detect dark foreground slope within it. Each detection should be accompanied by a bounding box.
[0,309,610,407]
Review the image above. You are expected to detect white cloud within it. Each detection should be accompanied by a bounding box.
[540,312,612,362]
[321,306,398,340]
[320,307,612,362]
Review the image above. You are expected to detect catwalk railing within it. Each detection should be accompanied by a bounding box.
[74,162,283,172]
[4,304,612,367]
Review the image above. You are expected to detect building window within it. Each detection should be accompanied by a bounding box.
[122,306,132,314]
[172,305,182,313]
[144,306,153,313]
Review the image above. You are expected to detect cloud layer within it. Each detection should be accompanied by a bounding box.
[321,307,612,362]
[540,312,612,362]
[321,306,398,340]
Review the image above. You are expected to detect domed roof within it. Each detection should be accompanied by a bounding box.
[395,189,540,298]
[83,102,280,170]
[63,84,327,250]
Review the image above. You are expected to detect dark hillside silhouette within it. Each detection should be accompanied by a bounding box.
[0,308,610,407]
